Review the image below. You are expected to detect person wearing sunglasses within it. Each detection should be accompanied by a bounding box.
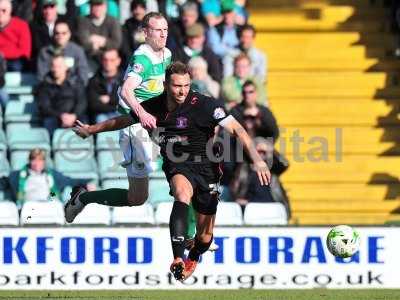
[37,20,89,85]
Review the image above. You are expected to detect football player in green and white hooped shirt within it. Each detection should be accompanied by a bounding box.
[64,12,171,218]
[65,12,203,249]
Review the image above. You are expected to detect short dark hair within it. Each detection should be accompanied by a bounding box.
[165,61,189,82]
[242,80,256,90]
[142,12,165,28]
[130,0,146,11]
[239,24,256,37]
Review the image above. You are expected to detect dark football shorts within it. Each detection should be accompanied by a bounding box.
[162,161,221,215]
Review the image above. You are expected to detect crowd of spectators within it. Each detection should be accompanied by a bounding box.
[0,0,290,218]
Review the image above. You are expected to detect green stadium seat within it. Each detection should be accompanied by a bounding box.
[6,123,50,151]
[97,150,126,180]
[148,178,173,206]
[5,101,40,123]
[52,128,94,153]
[96,131,120,151]
[10,150,53,171]
[0,130,6,154]
[102,179,129,189]
[4,72,36,95]
[0,154,10,177]
[54,152,98,180]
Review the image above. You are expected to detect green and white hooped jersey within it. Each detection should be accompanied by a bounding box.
[118,44,172,115]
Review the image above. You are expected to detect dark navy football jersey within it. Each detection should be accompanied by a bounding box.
[130,91,228,163]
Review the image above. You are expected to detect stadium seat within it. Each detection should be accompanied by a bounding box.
[6,123,50,151]
[154,202,174,225]
[5,72,36,95]
[215,202,243,226]
[0,130,7,155]
[112,203,155,225]
[72,203,111,225]
[102,179,129,189]
[20,201,65,225]
[10,150,53,170]
[96,131,120,151]
[148,178,174,205]
[243,203,288,225]
[52,128,94,153]
[54,152,98,180]
[0,201,19,226]
[5,101,40,123]
[0,154,10,177]
[97,150,126,180]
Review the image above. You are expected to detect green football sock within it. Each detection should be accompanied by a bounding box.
[80,188,128,206]
[187,204,196,239]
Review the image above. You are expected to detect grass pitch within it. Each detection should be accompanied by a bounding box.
[0,290,399,300]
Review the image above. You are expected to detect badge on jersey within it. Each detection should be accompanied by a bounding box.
[176,116,188,129]
[213,107,226,120]
[132,63,144,73]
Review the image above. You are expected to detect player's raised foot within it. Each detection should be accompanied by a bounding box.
[182,258,198,280]
[170,258,185,282]
[64,186,86,223]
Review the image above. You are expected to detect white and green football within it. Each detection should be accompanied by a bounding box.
[326,225,360,258]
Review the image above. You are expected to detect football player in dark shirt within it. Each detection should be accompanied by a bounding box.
[71,61,271,281]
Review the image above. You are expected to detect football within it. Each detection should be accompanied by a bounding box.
[326,225,360,258]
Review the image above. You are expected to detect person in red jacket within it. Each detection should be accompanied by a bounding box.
[0,0,31,71]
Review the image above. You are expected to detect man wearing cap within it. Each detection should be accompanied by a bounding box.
[206,1,241,59]
[30,0,65,62]
[76,0,122,71]
[173,22,222,83]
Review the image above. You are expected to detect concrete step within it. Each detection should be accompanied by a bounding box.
[286,182,400,201]
[273,126,399,155]
[280,155,400,183]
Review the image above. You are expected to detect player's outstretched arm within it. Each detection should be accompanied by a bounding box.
[220,116,271,186]
[73,115,134,138]
[120,76,156,129]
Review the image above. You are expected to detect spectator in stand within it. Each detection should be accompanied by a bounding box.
[76,0,122,72]
[188,56,220,99]
[9,149,96,208]
[223,24,267,82]
[167,1,202,53]
[230,80,278,140]
[121,0,146,65]
[87,48,121,123]
[77,0,120,19]
[221,53,266,107]
[37,55,88,135]
[224,80,290,216]
[173,22,222,82]
[207,0,240,59]
[30,0,63,63]
[158,0,187,22]
[0,0,31,71]
[11,0,32,21]
[200,0,222,27]
[37,21,89,85]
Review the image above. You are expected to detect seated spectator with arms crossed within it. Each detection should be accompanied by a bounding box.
[36,54,88,135]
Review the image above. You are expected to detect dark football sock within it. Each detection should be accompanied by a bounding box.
[169,201,189,259]
[80,189,128,206]
[188,235,213,262]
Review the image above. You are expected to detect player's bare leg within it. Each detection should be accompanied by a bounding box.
[169,174,193,281]
[183,213,215,279]
[127,177,149,206]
